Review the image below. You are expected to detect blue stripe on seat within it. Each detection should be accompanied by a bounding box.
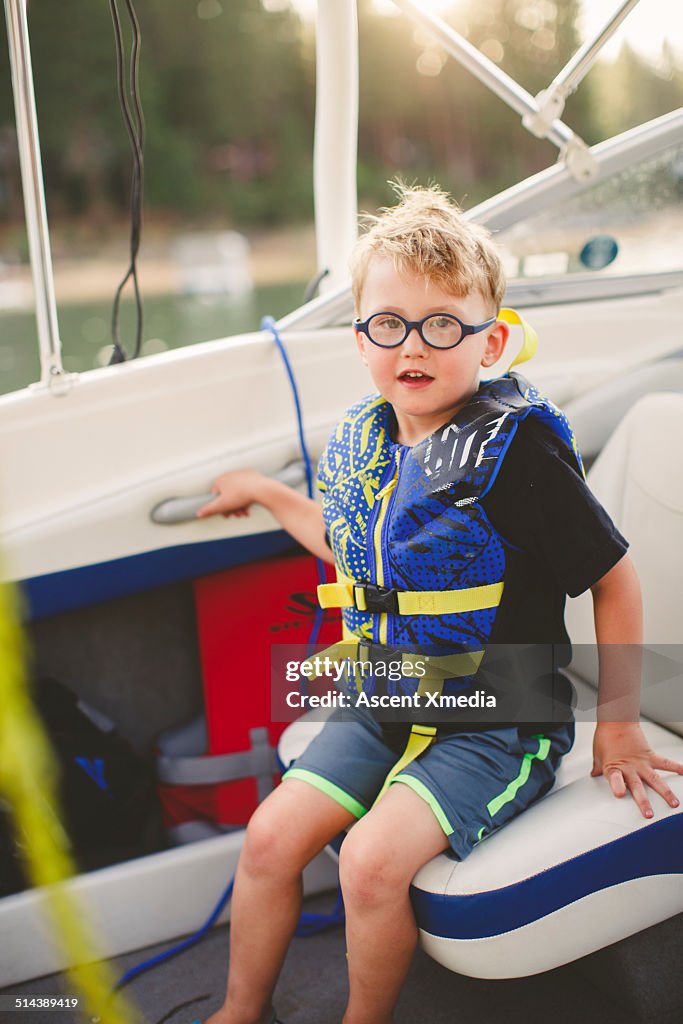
[410,812,683,940]
[22,530,295,621]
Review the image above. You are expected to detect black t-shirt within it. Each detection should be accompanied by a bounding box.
[481,415,628,648]
[383,412,628,743]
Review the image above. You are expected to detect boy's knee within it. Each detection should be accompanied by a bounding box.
[242,801,308,877]
[339,827,407,908]
[242,786,337,877]
[242,805,284,876]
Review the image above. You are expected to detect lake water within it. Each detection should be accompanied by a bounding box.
[0,280,306,397]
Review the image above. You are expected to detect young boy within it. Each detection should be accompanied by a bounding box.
[197,185,683,1024]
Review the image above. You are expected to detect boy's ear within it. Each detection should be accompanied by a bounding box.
[481,320,509,368]
[354,325,369,365]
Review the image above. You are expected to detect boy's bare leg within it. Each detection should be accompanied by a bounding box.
[339,784,450,1024]
[206,779,356,1024]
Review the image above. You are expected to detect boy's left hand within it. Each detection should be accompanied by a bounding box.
[592,722,683,818]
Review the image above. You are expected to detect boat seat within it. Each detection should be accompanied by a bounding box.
[276,392,683,983]
[564,357,683,463]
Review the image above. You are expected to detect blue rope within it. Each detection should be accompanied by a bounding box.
[114,874,344,991]
[261,316,316,504]
[114,878,234,990]
[295,885,345,936]
[115,315,343,993]
[264,315,343,932]
[261,314,327,649]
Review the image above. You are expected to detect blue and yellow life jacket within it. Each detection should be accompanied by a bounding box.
[317,372,582,659]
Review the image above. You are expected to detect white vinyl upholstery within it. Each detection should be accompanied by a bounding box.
[564,358,683,461]
[566,392,683,734]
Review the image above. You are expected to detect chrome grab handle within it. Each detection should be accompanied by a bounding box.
[150,461,307,524]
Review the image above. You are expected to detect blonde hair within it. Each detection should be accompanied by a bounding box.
[350,182,505,314]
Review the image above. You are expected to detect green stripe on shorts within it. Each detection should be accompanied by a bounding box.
[391,773,454,836]
[282,767,367,819]
[486,735,551,819]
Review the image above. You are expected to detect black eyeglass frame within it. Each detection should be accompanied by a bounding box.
[353,311,497,350]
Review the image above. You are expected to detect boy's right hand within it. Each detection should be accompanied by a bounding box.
[197,467,333,563]
[196,469,265,519]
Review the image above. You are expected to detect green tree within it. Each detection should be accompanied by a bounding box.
[1,0,681,230]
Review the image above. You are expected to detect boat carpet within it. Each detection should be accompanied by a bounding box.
[0,894,658,1024]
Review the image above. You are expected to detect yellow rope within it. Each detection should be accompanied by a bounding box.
[0,578,139,1024]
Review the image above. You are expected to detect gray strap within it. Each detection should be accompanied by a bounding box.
[167,821,229,845]
[157,726,278,788]
[252,727,277,802]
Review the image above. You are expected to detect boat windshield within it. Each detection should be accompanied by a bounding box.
[494,141,683,284]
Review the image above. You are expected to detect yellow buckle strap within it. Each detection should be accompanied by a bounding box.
[300,640,363,681]
[411,650,485,693]
[375,725,437,804]
[397,583,503,615]
[317,582,356,609]
[317,579,503,614]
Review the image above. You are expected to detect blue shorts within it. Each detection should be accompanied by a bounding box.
[282,706,574,860]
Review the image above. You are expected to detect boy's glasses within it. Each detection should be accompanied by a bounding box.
[354,311,497,350]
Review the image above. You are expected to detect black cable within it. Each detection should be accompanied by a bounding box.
[303,267,330,304]
[108,0,145,364]
[152,993,212,1024]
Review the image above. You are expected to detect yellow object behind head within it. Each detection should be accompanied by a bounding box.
[498,307,538,369]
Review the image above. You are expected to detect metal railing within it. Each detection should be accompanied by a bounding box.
[3,0,67,392]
